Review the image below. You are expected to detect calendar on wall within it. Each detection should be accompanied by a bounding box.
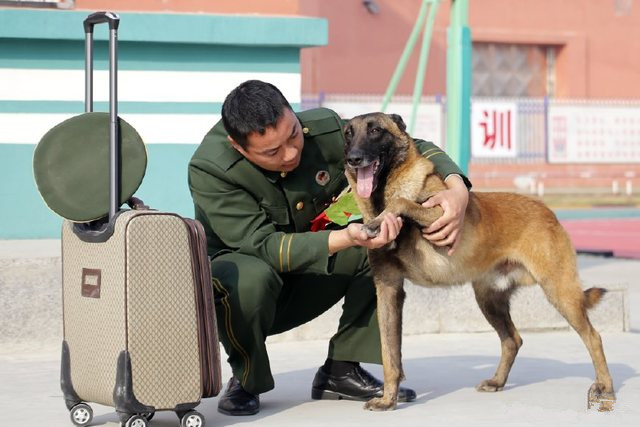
[548,104,640,163]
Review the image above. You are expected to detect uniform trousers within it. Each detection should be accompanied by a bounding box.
[210,245,382,395]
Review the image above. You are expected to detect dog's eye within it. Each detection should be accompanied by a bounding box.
[370,127,382,133]
[344,127,352,136]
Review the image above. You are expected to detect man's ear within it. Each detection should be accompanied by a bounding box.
[228,135,248,156]
[389,114,407,133]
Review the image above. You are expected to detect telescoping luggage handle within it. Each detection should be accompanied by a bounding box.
[84,11,120,221]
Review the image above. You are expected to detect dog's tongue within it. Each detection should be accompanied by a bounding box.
[356,164,375,198]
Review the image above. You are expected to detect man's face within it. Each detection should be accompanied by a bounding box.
[229,108,304,172]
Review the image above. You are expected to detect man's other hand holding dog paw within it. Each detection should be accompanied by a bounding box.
[328,213,403,254]
[421,174,469,256]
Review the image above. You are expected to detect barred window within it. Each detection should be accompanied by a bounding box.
[473,42,556,98]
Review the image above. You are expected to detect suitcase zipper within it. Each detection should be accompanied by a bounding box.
[185,219,220,397]
[195,220,222,397]
[185,219,210,397]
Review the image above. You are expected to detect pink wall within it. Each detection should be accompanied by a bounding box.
[470,0,640,98]
[63,1,640,99]
[74,0,299,15]
[301,0,640,99]
[300,0,451,96]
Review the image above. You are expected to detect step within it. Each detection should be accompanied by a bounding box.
[0,240,630,348]
[268,281,628,343]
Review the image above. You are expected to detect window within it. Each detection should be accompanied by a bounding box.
[472,42,556,97]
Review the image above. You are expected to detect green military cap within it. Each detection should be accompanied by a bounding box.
[33,112,147,222]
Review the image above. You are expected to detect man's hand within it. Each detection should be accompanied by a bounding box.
[328,213,402,254]
[347,213,403,249]
[422,175,468,255]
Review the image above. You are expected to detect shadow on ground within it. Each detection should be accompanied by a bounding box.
[80,355,637,425]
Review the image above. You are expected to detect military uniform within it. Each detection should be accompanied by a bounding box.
[188,108,469,395]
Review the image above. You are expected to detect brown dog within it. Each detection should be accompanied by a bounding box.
[343,112,615,412]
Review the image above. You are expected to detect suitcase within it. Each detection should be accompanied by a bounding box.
[56,12,221,427]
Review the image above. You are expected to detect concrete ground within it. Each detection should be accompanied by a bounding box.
[1,255,639,426]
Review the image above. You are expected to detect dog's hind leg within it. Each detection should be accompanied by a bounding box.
[472,280,522,392]
[538,273,615,410]
[364,256,405,411]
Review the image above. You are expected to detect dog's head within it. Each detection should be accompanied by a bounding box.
[343,112,412,199]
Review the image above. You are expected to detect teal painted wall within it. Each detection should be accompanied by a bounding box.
[0,38,302,72]
[0,144,201,239]
[0,9,328,47]
[137,144,201,219]
[0,9,326,239]
[0,144,63,238]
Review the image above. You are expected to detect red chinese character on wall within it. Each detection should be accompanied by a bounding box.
[479,109,512,150]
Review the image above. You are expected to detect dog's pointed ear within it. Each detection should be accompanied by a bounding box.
[389,114,407,132]
[342,122,352,138]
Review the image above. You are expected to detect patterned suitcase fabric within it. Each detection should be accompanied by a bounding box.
[61,209,221,423]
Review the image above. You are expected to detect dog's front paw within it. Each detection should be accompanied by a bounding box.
[363,397,396,411]
[362,221,381,238]
[475,379,504,392]
[588,383,616,411]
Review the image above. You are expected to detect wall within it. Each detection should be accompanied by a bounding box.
[0,8,326,239]
[300,0,450,96]
[74,0,299,15]
[300,0,640,99]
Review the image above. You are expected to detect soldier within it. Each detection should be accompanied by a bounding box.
[188,80,471,416]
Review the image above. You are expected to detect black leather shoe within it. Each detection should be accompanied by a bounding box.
[311,364,416,402]
[217,377,260,416]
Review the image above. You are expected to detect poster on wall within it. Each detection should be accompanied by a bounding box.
[471,101,518,158]
[322,99,444,148]
[548,105,640,163]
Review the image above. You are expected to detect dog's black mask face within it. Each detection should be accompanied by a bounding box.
[343,113,408,199]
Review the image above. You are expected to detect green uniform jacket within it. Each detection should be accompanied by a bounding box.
[188,108,470,276]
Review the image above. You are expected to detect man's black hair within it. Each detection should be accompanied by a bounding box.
[221,80,293,149]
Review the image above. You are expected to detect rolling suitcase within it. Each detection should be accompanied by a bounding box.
[51,12,222,427]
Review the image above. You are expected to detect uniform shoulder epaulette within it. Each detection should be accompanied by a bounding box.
[191,120,243,172]
[296,108,343,137]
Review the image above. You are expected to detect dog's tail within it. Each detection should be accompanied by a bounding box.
[584,287,607,310]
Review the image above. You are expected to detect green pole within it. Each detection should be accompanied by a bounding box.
[409,0,440,134]
[446,0,471,174]
[381,0,431,112]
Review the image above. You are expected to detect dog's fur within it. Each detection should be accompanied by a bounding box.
[343,112,615,412]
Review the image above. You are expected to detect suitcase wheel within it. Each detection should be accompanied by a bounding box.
[180,410,205,427]
[123,414,148,427]
[141,412,155,421]
[69,403,93,426]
